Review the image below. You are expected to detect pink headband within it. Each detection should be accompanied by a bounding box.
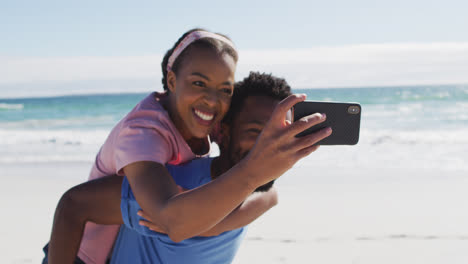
[167,31,237,71]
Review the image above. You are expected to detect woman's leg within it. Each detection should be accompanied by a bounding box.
[47,175,124,264]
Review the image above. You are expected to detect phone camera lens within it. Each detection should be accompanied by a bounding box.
[348,106,360,114]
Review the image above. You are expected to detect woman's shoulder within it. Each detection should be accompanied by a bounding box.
[122,92,174,131]
[136,91,167,110]
[113,92,195,165]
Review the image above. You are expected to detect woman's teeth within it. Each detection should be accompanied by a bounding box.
[194,109,214,121]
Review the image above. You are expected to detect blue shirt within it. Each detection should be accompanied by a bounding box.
[110,157,247,264]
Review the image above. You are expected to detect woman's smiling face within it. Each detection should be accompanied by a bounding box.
[167,46,236,140]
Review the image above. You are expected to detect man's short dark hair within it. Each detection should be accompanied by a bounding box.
[223,71,292,125]
[225,72,292,192]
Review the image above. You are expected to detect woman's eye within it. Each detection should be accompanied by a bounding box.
[193,81,205,87]
[247,128,261,134]
[221,88,233,95]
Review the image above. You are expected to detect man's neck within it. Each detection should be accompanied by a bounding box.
[210,155,232,180]
[186,137,210,156]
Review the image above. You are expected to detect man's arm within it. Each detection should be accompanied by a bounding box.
[200,187,278,236]
[138,187,278,237]
[48,176,123,264]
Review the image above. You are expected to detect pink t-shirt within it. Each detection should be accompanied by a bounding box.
[77,92,210,264]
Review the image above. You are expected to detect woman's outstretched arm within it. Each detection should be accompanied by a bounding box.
[137,187,279,237]
[125,94,331,242]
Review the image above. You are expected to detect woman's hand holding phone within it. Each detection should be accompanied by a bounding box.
[243,94,332,188]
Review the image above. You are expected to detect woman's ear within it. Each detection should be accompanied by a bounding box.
[167,71,177,93]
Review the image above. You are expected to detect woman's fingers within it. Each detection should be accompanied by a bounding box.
[139,220,163,232]
[139,219,151,228]
[138,210,165,232]
[285,113,327,138]
[292,127,332,152]
[295,144,320,160]
[245,94,332,185]
[137,210,149,219]
[269,94,306,125]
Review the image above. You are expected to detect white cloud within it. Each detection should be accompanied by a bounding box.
[236,42,468,88]
[0,55,163,83]
[1,42,468,98]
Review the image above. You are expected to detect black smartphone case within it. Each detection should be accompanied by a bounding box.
[293,101,361,145]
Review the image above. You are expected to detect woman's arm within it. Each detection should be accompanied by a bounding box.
[138,187,279,237]
[48,176,123,264]
[125,94,331,242]
[124,161,255,242]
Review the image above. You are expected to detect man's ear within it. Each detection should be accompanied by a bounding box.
[218,123,231,153]
[167,71,177,93]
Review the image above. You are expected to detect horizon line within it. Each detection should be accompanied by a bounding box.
[1,82,466,100]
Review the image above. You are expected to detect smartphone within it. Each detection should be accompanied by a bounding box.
[293,101,361,145]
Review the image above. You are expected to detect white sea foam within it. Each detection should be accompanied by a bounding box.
[435,91,451,99]
[396,103,423,113]
[0,115,117,129]
[362,101,468,130]
[290,126,468,174]
[0,129,108,163]
[0,129,109,146]
[362,128,468,145]
[0,103,23,110]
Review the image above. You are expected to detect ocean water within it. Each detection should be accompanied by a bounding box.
[1,85,467,173]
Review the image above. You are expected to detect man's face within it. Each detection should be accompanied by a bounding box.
[227,95,280,165]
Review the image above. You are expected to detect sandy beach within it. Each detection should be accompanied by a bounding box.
[2,86,467,263]
[233,164,468,264]
[1,162,91,263]
[2,0,468,261]
[3,149,468,263]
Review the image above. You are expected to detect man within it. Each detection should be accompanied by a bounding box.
[44,71,329,263]
[109,72,293,263]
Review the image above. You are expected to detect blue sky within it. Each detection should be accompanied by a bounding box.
[1,0,468,97]
[2,0,468,55]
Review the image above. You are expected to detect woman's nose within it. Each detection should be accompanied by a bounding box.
[203,89,219,106]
